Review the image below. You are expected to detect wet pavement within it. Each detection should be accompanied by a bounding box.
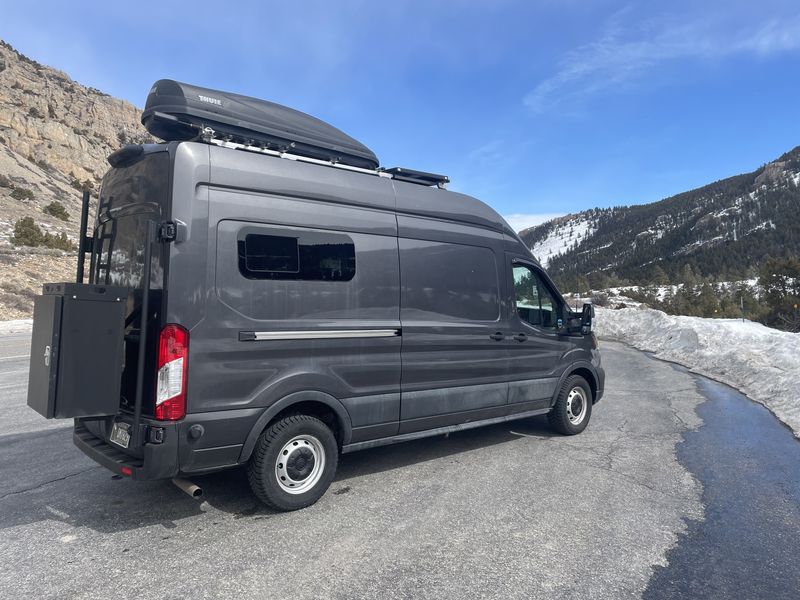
[645,369,800,599]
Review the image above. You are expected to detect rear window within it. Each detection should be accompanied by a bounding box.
[91,151,170,289]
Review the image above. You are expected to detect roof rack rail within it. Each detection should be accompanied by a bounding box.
[197,132,449,188]
[380,167,450,188]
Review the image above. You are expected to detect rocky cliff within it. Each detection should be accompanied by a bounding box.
[0,40,152,318]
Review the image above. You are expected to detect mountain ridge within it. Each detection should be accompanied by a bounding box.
[519,146,800,288]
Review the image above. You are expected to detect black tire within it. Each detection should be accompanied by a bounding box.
[548,375,593,435]
[247,414,338,511]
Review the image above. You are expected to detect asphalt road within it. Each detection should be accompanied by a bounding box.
[0,334,797,599]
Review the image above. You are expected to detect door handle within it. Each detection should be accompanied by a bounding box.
[489,332,505,341]
[513,333,527,342]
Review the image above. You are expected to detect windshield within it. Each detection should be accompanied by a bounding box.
[91,150,170,289]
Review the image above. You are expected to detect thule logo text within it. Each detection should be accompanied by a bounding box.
[198,95,222,106]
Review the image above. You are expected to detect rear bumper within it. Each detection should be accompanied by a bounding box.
[72,408,258,479]
[73,421,179,480]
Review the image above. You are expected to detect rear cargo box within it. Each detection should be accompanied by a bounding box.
[27,283,127,419]
[141,79,380,170]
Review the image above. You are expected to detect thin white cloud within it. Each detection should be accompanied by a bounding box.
[468,139,505,163]
[742,17,800,55]
[503,213,565,233]
[525,10,800,112]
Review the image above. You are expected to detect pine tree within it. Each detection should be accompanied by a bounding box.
[759,256,800,329]
[679,264,698,287]
[697,283,720,317]
[651,265,670,286]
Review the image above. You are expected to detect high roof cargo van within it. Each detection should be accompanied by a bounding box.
[26,81,604,511]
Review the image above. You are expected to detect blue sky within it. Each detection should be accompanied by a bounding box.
[3,0,800,231]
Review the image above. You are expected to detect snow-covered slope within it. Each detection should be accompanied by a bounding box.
[528,214,598,268]
[594,307,800,437]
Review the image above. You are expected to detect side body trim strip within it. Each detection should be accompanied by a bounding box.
[240,329,400,341]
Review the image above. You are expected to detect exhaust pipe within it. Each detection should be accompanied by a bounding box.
[172,478,203,499]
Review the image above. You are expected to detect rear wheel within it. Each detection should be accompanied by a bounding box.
[247,414,338,511]
[548,375,593,435]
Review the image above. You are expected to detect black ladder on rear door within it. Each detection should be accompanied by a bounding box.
[90,193,116,285]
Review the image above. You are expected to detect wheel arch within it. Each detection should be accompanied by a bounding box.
[238,391,353,463]
[554,363,599,404]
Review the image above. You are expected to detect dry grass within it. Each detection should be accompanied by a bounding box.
[0,251,77,319]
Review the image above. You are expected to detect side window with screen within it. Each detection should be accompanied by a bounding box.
[238,227,355,281]
[513,264,560,329]
[244,234,299,274]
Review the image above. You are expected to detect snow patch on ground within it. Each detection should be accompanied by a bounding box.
[634,228,665,244]
[594,306,800,437]
[0,319,33,334]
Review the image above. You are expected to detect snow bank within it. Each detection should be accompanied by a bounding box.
[0,319,32,335]
[594,307,800,437]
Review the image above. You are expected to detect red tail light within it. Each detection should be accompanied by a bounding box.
[155,324,188,421]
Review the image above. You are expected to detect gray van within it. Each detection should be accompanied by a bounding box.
[26,81,604,511]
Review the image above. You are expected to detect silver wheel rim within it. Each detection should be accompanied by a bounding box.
[566,387,588,425]
[275,435,326,495]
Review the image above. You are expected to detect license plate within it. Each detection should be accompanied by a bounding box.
[109,422,131,449]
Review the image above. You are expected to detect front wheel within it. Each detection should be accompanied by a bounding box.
[247,414,338,511]
[548,375,593,435]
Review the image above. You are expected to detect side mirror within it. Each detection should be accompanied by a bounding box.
[582,303,594,323]
[559,303,589,336]
[581,303,594,334]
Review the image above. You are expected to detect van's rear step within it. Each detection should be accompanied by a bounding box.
[74,421,179,480]
[74,422,142,476]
